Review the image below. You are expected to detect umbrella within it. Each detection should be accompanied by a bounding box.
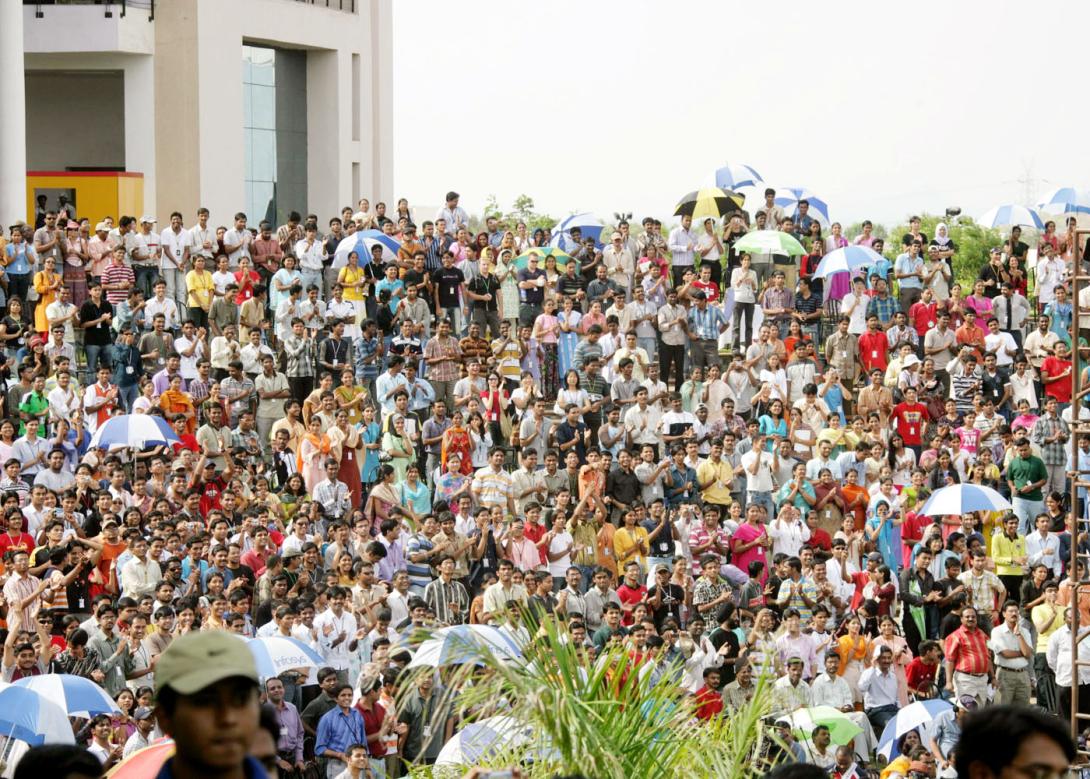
[549,212,605,252]
[1036,187,1090,216]
[714,162,764,191]
[513,247,578,273]
[0,684,75,746]
[333,229,401,268]
[773,187,831,227]
[786,705,863,746]
[731,230,807,257]
[88,414,180,451]
[917,483,1011,516]
[673,187,746,219]
[436,716,537,767]
[811,245,884,279]
[407,625,523,669]
[877,699,952,759]
[14,674,120,718]
[977,204,1044,229]
[246,636,324,679]
[106,738,175,778]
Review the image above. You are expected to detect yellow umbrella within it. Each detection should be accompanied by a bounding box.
[674,187,745,219]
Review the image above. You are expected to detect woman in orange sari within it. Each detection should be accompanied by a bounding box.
[159,374,196,434]
[440,410,473,476]
[298,415,332,492]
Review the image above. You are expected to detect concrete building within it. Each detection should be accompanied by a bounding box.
[3,0,393,228]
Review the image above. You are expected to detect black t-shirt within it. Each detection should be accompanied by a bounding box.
[517,268,546,305]
[708,626,741,683]
[80,299,114,346]
[467,274,500,312]
[402,269,428,294]
[431,267,465,309]
[647,582,684,630]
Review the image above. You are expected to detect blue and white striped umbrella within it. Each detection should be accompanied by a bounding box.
[14,674,121,718]
[714,162,764,191]
[977,204,1044,229]
[1036,187,1090,216]
[877,699,951,759]
[0,684,75,745]
[917,484,1011,517]
[436,716,541,767]
[88,414,180,451]
[549,212,605,252]
[407,625,523,669]
[812,245,884,279]
[246,636,325,679]
[773,187,831,227]
[333,229,401,268]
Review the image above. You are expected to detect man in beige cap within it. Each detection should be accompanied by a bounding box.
[153,630,266,779]
[88,221,114,283]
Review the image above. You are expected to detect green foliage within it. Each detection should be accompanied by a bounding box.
[845,221,888,241]
[473,195,558,235]
[884,213,1009,286]
[398,621,778,779]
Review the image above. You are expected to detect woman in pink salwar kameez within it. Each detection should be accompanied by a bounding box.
[731,509,771,584]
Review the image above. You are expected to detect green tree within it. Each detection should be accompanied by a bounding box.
[471,194,558,235]
[845,221,888,241]
[884,213,1007,285]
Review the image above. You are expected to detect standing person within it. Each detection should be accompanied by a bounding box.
[943,605,993,706]
[1007,437,1049,537]
[1046,607,1090,720]
[989,599,1033,706]
[315,684,367,778]
[667,214,697,288]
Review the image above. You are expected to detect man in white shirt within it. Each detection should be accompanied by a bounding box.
[840,277,870,336]
[989,600,1033,705]
[312,586,359,685]
[810,651,877,758]
[983,317,1018,368]
[858,645,899,734]
[222,212,253,269]
[436,191,468,234]
[602,231,634,297]
[1026,514,1063,579]
[739,433,775,520]
[771,657,812,715]
[294,224,324,297]
[159,211,190,312]
[667,215,697,287]
[120,536,162,600]
[1046,607,1090,719]
[144,280,181,332]
[174,321,206,381]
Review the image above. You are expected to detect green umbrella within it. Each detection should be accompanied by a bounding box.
[731,230,807,257]
[786,705,863,746]
[513,247,579,273]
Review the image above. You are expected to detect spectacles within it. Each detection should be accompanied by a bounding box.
[1009,767,1074,779]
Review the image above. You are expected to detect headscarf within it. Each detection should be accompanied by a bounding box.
[933,222,951,246]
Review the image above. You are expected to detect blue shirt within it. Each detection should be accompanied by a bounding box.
[4,243,34,275]
[315,705,367,758]
[354,335,381,380]
[687,304,726,341]
[894,253,924,290]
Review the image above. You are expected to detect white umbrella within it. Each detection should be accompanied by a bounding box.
[0,684,75,746]
[245,636,324,679]
[87,414,180,451]
[977,205,1044,229]
[407,625,523,669]
[14,674,120,718]
[917,484,1011,516]
[436,716,539,767]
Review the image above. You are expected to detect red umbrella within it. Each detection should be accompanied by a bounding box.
[105,738,175,778]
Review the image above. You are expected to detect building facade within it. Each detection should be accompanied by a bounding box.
[3,0,393,227]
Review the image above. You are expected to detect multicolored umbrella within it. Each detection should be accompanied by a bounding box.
[14,674,121,718]
[513,247,578,272]
[877,699,952,759]
[105,738,175,777]
[977,204,1044,229]
[673,187,746,219]
[773,187,831,228]
[714,162,764,190]
[88,414,180,451]
[333,229,401,268]
[0,684,75,745]
[731,230,806,257]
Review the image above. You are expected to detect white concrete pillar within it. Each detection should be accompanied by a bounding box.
[124,55,156,216]
[0,4,27,225]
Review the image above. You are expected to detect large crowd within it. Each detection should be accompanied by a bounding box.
[0,188,1088,779]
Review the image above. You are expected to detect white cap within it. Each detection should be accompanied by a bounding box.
[139,215,157,224]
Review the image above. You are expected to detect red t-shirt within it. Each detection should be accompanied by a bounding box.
[691,280,719,304]
[892,402,929,446]
[908,301,938,337]
[617,583,648,626]
[805,528,832,552]
[355,700,387,758]
[858,331,889,372]
[1041,356,1073,402]
[693,685,724,720]
[905,656,938,694]
[522,521,546,565]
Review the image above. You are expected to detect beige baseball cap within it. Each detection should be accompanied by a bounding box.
[154,630,258,695]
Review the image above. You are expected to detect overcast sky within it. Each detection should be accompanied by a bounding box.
[392,0,1090,229]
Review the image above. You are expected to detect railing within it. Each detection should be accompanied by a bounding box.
[292,0,357,12]
[1070,227,1090,754]
[24,0,155,21]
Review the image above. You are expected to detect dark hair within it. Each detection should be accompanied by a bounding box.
[13,745,102,779]
[954,705,1074,778]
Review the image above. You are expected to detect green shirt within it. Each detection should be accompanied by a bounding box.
[1008,454,1048,501]
[17,391,48,434]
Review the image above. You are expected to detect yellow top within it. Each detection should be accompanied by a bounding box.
[186,269,215,310]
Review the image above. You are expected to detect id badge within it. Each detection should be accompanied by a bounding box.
[871,350,878,359]
[126,366,134,375]
[423,725,432,740]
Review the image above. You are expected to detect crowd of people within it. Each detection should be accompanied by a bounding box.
[0,187,1087,779]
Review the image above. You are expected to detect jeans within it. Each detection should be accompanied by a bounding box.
[134,265,159,299]
[866,703,898,735]
[1012,496,1045,536]
[299,269,323,296]
[748,490,775,521]
[659,343,685,391]
[119,383,139,413]
[6,273,29,307]
[83,343,115,385]
[162,267,188,315]
[732,301,754,350]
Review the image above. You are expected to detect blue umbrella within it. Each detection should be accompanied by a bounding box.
[0,684,75,745]
[407,625,523,668]
[14,674,121,718]
[714,162,764,190]
[88,414,180,451]
[877,699,952,759]
[811,245,884,279]
[917,484,1011,517]
[773,187,831,227]
[550,212,605,252]
[977,205,1044,229]
[246,636,325,679]
[333,230,402,268]
[1036,188,1090,216]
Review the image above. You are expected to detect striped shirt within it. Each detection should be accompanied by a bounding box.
[103,262,136,305]
[687,304,727,341]
[943,625,990,675]
[472,466,513,510]
[423,577,470,625]
[2,571,42,625]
